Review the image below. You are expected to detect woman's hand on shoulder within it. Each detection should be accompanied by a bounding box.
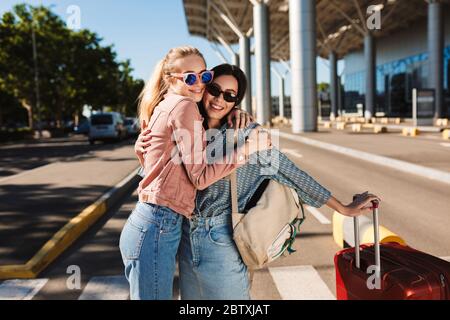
[135,127,152,156]
[245,125,272,156]
[227,108,254,129]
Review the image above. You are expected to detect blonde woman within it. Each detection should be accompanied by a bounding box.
[119,47,269,300]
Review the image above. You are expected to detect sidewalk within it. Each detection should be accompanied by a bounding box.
[0,143,139,266]
[276,125,450,173]
[320,117,449,133]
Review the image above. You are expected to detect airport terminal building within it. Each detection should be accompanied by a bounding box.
[183,0,450,132]
[343,7,450,118]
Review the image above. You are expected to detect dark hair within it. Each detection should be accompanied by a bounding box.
[198,63,248,129]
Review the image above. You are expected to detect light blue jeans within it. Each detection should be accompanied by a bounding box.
[178,213,251,300]
[119,201,183,300]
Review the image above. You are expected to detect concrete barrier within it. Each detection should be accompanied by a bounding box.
[374,125,388,134]
[402,127,420,137]
[351,123,362,132]
[323,121,331,129]
[336,122,346,130]
[332,211,406,249]
[33,130,52,139]
[362,123,374,129]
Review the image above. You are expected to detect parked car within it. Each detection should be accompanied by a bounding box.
[73,119,90,135]
[88,112,127,145]
[124,117,139,137]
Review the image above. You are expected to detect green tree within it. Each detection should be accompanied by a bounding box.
[117,60,144,117]
[0,88,24,127]
[0,3,144,130]
[317,82,330,93]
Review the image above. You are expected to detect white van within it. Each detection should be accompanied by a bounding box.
[89,112,127,145]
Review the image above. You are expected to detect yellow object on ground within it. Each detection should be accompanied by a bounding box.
[333,211,345,248]
[443,129,450,140]
[361,225,407,246]
[332,211,406,248]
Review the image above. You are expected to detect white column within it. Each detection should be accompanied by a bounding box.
[253,1,272,125]
[289,0,317,133]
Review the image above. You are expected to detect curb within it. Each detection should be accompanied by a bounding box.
[0,167,141,280]
[272,131,450,186]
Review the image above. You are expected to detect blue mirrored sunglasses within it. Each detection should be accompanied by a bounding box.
[170,70,214,86]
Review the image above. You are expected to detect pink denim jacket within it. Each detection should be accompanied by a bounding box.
[138,92,243,218]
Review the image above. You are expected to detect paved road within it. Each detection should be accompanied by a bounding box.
[277,135,450,257]
[280,125,450,172]
[0,135,135,178]
[0,137,139,265]
[1,133,449,300]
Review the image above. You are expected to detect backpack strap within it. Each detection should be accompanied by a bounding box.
[230,171,255,294]
[229,171,245,229]
[230,171,239,215]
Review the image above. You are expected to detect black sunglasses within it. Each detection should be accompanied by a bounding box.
[206,83,238,103]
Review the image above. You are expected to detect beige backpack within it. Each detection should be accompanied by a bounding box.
[229,171,305,270]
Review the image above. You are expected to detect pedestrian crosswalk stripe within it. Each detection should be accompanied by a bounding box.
[0,279,48,300]
[2,266,337,300]
[78,275,129,300]
[281,148,303,159]
[305,206,331,224]
[269,265,335,300]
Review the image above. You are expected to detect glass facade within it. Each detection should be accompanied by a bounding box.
[343,71,365,113]
[444,45,450,90]
[343,45,450,117]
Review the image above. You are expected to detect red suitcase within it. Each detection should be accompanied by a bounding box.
[335,201,450,300]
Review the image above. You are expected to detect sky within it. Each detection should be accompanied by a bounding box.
[0,0,343,96]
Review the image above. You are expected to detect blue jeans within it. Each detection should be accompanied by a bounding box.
[119,201,183,300]
[178,214,251,300]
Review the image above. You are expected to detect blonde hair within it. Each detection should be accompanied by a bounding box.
[138,46,205,128]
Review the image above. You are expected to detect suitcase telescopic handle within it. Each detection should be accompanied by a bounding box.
[352,196,381,273]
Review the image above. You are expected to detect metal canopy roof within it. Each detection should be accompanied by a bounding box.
[182,0,443,61]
